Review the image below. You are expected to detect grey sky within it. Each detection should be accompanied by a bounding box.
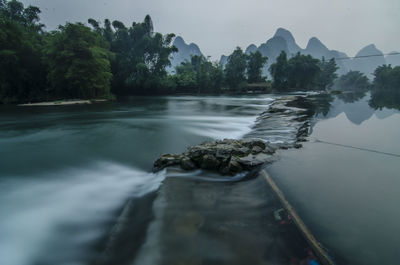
[22,0,400,60]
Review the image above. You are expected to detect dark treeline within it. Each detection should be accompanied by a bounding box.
[269,51,338,91]
[1,0,399,104]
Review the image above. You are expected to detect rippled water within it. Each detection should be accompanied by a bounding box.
[0,95,276,265]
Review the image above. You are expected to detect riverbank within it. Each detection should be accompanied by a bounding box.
[18,99,108,106]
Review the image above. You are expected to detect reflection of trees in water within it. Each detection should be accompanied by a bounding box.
[308,94,334,117]
[369,90,400,111]
[286,94,334,117]
[337,91,367,103]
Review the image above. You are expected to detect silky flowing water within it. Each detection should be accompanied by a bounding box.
[0,95,278,265]
[1,93,398,265]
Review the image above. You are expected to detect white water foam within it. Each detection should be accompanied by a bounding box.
[0,162,165,265]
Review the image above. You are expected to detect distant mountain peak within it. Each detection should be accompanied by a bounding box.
[245,44,258,54]
[356,44,383,56]
[274,28,296,43]
[273,28,301,54]
[173,36,185,45]
[306,37,327,50]
[168,36,203,73]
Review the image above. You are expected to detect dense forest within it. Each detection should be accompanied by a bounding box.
[0,0,398,104]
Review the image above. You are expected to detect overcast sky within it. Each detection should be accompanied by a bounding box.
[21,0,400,59]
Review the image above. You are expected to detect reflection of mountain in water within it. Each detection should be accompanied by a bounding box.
[317,93,374,125]
[374,108,396,119]
[310,91,400,132]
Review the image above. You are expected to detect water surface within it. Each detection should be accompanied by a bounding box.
[0,95,275,265]
[267,93,400,265]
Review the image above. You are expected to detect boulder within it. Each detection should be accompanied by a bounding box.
[238,153,275,168]
[200,154,220,170]
[181,157,197,170]
[153,138,279,175]
[153,154,182,172]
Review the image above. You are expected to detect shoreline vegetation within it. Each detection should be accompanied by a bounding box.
[0,0,350,105]
[18,99,108,106]
[1,1,398,106]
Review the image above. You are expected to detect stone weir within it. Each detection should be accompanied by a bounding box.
[153,95,313,175]
[92,95,326,265]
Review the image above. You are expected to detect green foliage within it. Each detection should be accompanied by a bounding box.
[44,23,113,99]
[224,47,247,90]
[247,51,267,83]
[88,16,177,95]
[334,71,370,91]
[269,52,321,91]
[0,0,46,103]
[373,65,400,91]
[369,65,400,110]
[315,57,338,90]
[287,53,321,90]
[174,55,223,93]
[269,51,288,90]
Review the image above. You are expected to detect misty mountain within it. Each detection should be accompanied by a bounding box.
[386,52,400,67]
[168,36,203,73]
[219,55,229,68]
[304,37,331,59]
[273,27,301,55]
[245,44,258,55]
[348,44,386,79]
[218,28,388,79]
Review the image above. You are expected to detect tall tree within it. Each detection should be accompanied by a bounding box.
[0,0,46,103]
[247,51,267,83]
[224,47,247,90]
[44,23,113,99]
[287,53,321,90]
[88,15,177,95]
[373,65,400,90]
[316,57,338,90]
[269,51,288,90]
[174,55,223,93]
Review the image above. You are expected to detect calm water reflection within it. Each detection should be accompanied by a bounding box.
[267,92,400,265]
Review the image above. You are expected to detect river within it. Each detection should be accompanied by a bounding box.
[0,95,276,265]
[266,92,400,265]
[0,93,398,265]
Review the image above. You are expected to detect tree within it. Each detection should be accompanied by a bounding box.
[316,57,338,90]
[88,15,177,95]
[287,53,321,90]
[224,47,247,90]
[269,51,288,90]
[247,51,267,83]
[373,65,400,90]
[0,0,46,103]
[174,55,224,93]
[44,23,113,99]
[270,52,321,91]
[334,71,370,91]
